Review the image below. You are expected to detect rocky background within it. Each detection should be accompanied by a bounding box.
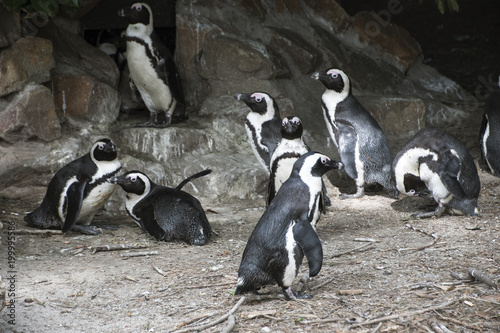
[0,0,480,214]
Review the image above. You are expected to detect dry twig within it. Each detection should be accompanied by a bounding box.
[120,251,159,258]
[16,228,62,235]
[172,296,246,332]
[91,243,148,254]
[349,298,459,328]
[329,242,374,258]
[153,266,169,277]
[220,315,236,333]
[468,268,498,289]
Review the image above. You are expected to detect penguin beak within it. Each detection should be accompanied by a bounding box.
[108,175,126,185]
[234,93,251,103]
[118,7,132,18]
[311,72,320,80]
[330,160,343,170]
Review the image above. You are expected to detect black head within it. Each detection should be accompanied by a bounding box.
[293,151,343,178]
[108,170,151,196]
[234,92,278,116]
[311,68,350,94]
[118,2,152,26]
[91,138,118,162]
[281,116,303,140]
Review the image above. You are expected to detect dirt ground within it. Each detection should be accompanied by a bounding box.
[0,160,499,333]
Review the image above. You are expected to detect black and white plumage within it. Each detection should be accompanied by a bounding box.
[393,128,480,218]
[109,170,212,245]
[234,92,282,174]
[235,152,342,300]
[268,116,310,205]
[480,77,500,176]
[119,2,186,127]
[24,139,121,234]
[312,68,398,199]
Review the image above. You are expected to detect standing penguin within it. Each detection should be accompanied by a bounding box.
[235,152,342,300]
[311,68,398,199]
[118,2,186,127]
[393,128,480,218]
[109,169,212,245]
[24,139,121,234]
[234,92,282,174]
[480,76,500,176]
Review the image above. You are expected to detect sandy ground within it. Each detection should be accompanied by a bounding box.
[0,167,499,332]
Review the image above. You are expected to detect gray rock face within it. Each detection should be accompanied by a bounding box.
[0,84,61,143]
[0,37,54,97]
[0,0,480,211]
[0,6,20,48]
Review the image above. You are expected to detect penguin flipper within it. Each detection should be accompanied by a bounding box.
[439,154,467,200]
[266,176,276,206]
[337,120,358,181]
[134,197,167,241]
[175,169,212,190]
[61,177,87,233]
[292,219,322,277]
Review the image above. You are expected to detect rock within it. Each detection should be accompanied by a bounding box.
[37,21,120,89]
[357,96,426,152]
[0,6,21,47]
[303,0,353,34]
[199,34,289,81]
[52,74,120,125]
[0,84,61,143]
[0,37,54,98]
[352,11,422,73]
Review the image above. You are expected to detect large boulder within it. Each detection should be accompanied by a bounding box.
[52,74,120,125]
[0,84,61,143]
[0,37,54,97]
[37,21,120,89]
[0,6,21,47]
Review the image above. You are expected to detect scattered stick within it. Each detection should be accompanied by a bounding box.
[91,243,148,254]
[16,228,62,235]
[450,268,498,289]
[371,322,383,333]
[220,315,236,333]
[153,266,169,277]
[440,316,481,331]
[120,251,159,258]
[354,237,378,243]
[172,296,246,333]
[310,277,335,291]
[468,268,498,289]
[329,242,374,259]
[399,224,440,251]
[181,281,235,289]
[349,298,459,328]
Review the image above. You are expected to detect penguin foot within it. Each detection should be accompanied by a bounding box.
[283,287,313,300]
[411,203,447,219]
[339,187,364,199]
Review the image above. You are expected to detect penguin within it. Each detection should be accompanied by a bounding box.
[234,92,282,174]
[311,68,398,199]
[235,152,343,300]
[24,139,121,234]
[109,169,212,245]
[480,76,500,176]
[118,2,186,127]
[392,128,480,218]
[267,116,331,228]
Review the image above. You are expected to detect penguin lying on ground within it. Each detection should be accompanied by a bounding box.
[118,2,186,127]
[311,68,398,199]
[393,128,480,218]
[109,170,212,245]
[268,116,331,228]
[480,76,500,176]
[234,92,282,174]
[235,152,342,300]
[25,139,121,234]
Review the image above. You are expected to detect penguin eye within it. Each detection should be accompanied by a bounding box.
[255,96,262,103]
[132,4,142,11]
[129,175,137,182]
[98,143,105,150]
[321,157,329,164]
[327,70,339,78]
[408,189,416,196]
[292,117,300,124]
[282,118,288,125]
